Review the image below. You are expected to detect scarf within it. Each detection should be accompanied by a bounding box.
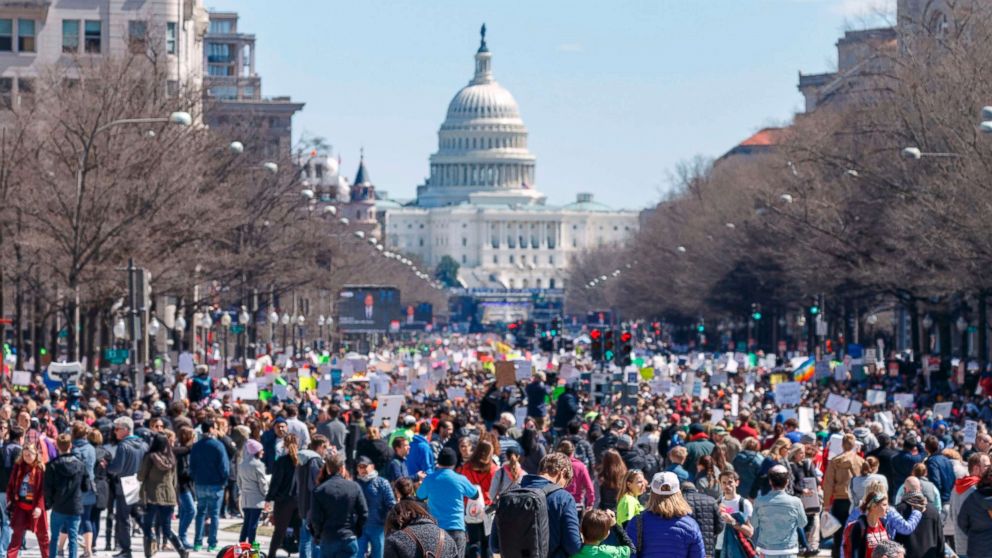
[900,490,928,510]
[358,470,379,482]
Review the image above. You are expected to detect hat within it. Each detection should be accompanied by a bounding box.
[712,426,727,436]
[131,411,144,423]
[650,472,681,496]
[273,417,287,425]
[356,456,374,466]
[689,423,704,435]
[616,435,633,450]
[670,413,681,423]
[504,445,522,457]
[610,419,627,432]
[800,433,817,445]
[437,447,458,467]
[245,439,263,457]
[403,415,417,427]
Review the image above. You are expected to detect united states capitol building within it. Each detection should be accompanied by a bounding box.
[383,27,639,291]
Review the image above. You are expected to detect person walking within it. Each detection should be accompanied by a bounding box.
[45,433,90,558]
[266,434,300,558]
[957,468,992,558]
[58,422,97,558]
[751,465,808,558]
[172,426,196,549]
[0,424,23,557]
[309,453,368,558]
[559,440,596,514]
[356,456,396,558]
[297,435,329,558]
[623,471,706,558]
[416,448,479,556]
[108,417,148,558]
[597,449,628,511]
[682,481,723,558]
[950,453,990,558]
[382,500,459,558]
[825,434,865,558]
[407,423,435,479]
[6,443,48,558]
[189,419,230,552]
[238,440,269,545]
[843,491,892,558]
[458,440,498,558]
[136,433,187,558]
[89,428,111,556]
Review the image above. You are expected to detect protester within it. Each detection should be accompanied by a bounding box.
[297,435,329,558]
[310,453,368,558]
[237,440,269,545]
[266,433,300,558]
[893,478,942,558]
[826,434,866,558]
[458,440,497,558]
[383,500,459,558]
[616,470,646,526]
[6,443,48,558]
[752,465,807,558]
[560,440,596,513]
[843,491,892,558]
[415,448,478,556]
[597,449,627,511]
[136,433,186,558]
[357,456,397,558]
[950,453,990,558]
[681,481,723,558]
[957,468,992,558]
[108,417,148,558]
[624,471,705,558]
[45,433,89,558]
[574,509,634,558]
[172,426,196,549]
[488,446,524,502]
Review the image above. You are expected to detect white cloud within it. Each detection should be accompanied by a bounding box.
[556,43,583,53]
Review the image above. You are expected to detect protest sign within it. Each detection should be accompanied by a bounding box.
[711,409,725,424]
[233,383,259,401]
[773,381,802,406]
[894,393,915,408]
[372,395,404,428]
[825,393,851,414]
[12,371,30,386]
[964,420,979,445]
[495,362,516,387]
[866,390,886,406]
[848,401,862,415]
[875,411,896,436]
[833,363,847,382]
[272,383,289,400]
[933,402,953,418]
[827,433,845,459]
[448,387,467,400]
[798,407,815,433]
[515,360,532,381]
[178,353,195,375]
[731,393,739,417]
[317,377,333,396]
[514,406,528,429]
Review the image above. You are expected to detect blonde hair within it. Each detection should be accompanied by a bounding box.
[859,484,888,513]
[617,470,645,503]
[646,491,693,519]
[765,437,792,457]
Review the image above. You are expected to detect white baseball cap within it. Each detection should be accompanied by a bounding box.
[650,471,681,496]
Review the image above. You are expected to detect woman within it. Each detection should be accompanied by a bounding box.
[489,446,524,502]
[695,455,720,499]
[173,426,196,549]
[237,440,269,544]
[265,434,300,558]
[616,469,646,526]
[357,426,393,472]
[458,440,498,558]
[393,477,421,503]
[958,467,992,558]
[7,444,50,558]
[597,449,628,511]
[624,471,705,558]
[756,438,793,496]
[458,437,474,466]
[55,422,96,558]
[137,433,188,558]
[89,429,111,552]
[518,428,546,475]
[850,457,888,511]
[383,500,460,558]
[843,490,890,558]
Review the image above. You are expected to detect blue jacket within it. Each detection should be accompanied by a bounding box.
[732,450,764,499]
[415,468,478,531]
[72,439,97,506]
[406,435,435,477]
[553,389,579,429]
[925,453,955,504]
[383,457,408,483]
[190,436,230,487]
[751,490,808,552]
[526,381,551,418]
[491,474,582,558]
[108,435,147,478]
[892,450,923,489]
[358,474,396,526]
[625,511,705,558]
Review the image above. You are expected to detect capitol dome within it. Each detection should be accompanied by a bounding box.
[416,25,541,208]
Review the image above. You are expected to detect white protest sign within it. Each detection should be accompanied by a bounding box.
[317,377,334,397]
[779,409,797,423]
[232,383,259,401]
[515,360,532,382]
[711,409,725,424]
[964,420,979,445]
[833,363,847,382]
[798,407,815,433]
[272,383,289,400]
[178,352,195,375]
[825,393,851,414]
[372,395,404,428]
[514,406,528,428]
[448,387,467,400]
[725,358,739,373]
[875,411,896,436]
[866,390,886,406]
[894,393,915,409]
[560,364,578,381]
[827,433,845,459]
[774,381,802,406]
[731,393,740,417]
[933,402,953,418]
[12,371,31,386]
[848,401,862,415]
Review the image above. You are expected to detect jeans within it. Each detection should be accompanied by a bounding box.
[142,504,184,552]
[466,522,491,558]
[49,512,81,558]
[446,529,467,558]
[830,499,852,558]
[357,523,385,558]
[299,521,319,558]
[78,504,94,535]
[239,508,262,544]
[114,490,140,553]
[0,492,9,556]
[193,484,224,548]
[177,490,195,547]
[319,537,359,558]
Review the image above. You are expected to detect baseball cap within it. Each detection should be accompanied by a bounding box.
[650,471,681,496]
[616,435,633,450]
[610,419,627,431]
[356,456,374,466]
[403,415,417,427]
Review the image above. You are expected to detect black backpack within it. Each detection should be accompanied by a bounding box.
[494,483,561,558]
[0,442,21,488]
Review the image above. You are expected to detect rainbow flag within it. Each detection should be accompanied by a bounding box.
[792,357,816,382]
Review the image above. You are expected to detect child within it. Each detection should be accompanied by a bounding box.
[573,509,633,558]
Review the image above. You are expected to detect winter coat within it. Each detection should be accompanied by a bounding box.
[625,512,705,558]
[383,518,460,558]
[406,434,435,477]
[894,501,944,558]
[108,435,148,479]
[296,449,323,518]
[958,484,992,558]
[732,450,764,500]
[491,474,582,558]
[309,473,368,542]
[565,434,595,470]
[358,473,396,526]
[684,487,725,558]
[925,453,956,504]
[525,380,551,418]
[189,436,230,487]
[92,445,111,509]
[238,455,269,510]
[951,476,980,556]
[174,445,194,494]
[685,436,715,473]
[265,454,298,503]
[356,438,392,472]
[553,389,579,429]
[44,453,90,515]
[824,451,865,503]
[137,452,177,506]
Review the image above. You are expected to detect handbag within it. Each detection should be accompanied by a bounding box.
[820,509,842,538]
[465,484,486,524]
[120,474,141,506]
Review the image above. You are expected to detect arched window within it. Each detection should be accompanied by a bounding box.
[549,278,556,289]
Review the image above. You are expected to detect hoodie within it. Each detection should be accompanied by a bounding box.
[44,453,90,515]
[296,449,324,518]
[406,434,435,477]
[951,475,981,555]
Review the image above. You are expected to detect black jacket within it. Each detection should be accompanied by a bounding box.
[383,518,460,558]
[895,501,944,558]
[356,438,392,472]
[593,432,619,463]
[174,445,194,494]
[265,454,298,503]
[296,450,324,518]
[309,473,368,542]
[564,435,595,470]
[44,453,90,515]
[683,487,724,558]
[93,445,111,509]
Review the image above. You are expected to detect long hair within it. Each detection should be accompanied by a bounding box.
[466,439,495,473]
[617,470,644,503]
[597,449,627,491]
[385,500,435,535]
[646,491,693,519]
[520,428,540,456]
[284,434,300,466]
[765,437,792,458]
[17,443,43,471]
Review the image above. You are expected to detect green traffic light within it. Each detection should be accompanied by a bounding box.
[605,350,615,360]
[697,325,705,332]
[39,348,47,355]
[810,306,820,315]
[752,312,762,320]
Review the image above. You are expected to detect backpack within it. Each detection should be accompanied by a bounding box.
[0,442,21,488]
[494,483,561,558]
[189,376,210,403]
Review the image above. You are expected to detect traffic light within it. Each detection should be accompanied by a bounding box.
[590,328,604,361]
[751,303,762,321]
[696,324,705,333]
[603,329,616,362]
[525,320,537,337]
[550,317,561,338]
[810,304,820,315]
[619,331,633,366]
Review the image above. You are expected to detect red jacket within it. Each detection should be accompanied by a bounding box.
[6,461,44,510]
[459,463,497,506]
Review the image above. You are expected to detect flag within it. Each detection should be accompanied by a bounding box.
[792,357,816,382]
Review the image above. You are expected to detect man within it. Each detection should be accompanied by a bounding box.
[667,446,691,483]
[616,435,651,475]
[874,540,907,558]
[383,437,414,483]
[284,404,311,448]
[682,481,724,558]
[388,415,417,446]
[45,433,90,558]
[189,365,212,404]
[752,465,807,558]
[558,440,595,512]
[431,420,452,461]
[714,426,741,464]
[317,405,348,452]
[310,453,368,558]
[491,452,583,558]
[715,471,753,558]
[214,419,240,520]
[824,433,864,558]
[563,420,595,470]
[895,477,942,558]
[107,416,148,558]
[298,435,329,558]
[172,370,188,402]
[593,419,626,463]
[783,418,803,444]
[893,436,924,494]
[923,435,955,512]
[416,448,479,556]
[190,419,231,552]
[261,417,288,474]
[407,422,435,478]
[525,372,552,423]
[356,456,396,558]
[363,293,375,320]
[870,433,900,500]
[950,452,990,558]
[731,411,759,442]
[0,424,23,556]
[684,423,715,473]
[553,384,580,435]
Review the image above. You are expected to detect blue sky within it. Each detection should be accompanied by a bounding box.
[207,0,893,209]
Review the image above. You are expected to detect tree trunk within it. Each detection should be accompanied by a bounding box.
[909,300,921,362]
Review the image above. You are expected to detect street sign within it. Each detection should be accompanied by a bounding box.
[102,348,128,365]
[230,324,245,334]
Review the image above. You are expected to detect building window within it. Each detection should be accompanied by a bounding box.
[522,279,529,288]
[166,80,178,97]
[461,255,467,264]
[209,19,233,34]
[549,255,554,265]
[572,239,577,248]
[418,238,424,247]
[128,21,146,52]
[208,42,232,63]
[493,255,498,264]
[509,255,514,264]
[0,78,12,109]
[521,255,526,264]
[208,64,232,77]
[17,20,35,53]
[536,278,542,288]
[461,237,467,247]
[18,78,33,108]
[166,22,177,55]
[62,20,79,53]
[549,278,556,289]
[0,20,11,52]
[84,21,102,53]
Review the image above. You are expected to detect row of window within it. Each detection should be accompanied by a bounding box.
[441,135,524,150]
[507,278,558,289]
[0,18,178,56]
[493,254,556,266]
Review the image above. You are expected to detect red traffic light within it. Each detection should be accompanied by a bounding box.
[508,323,517,329]
[620,331,632,343]
[590,329,602,340]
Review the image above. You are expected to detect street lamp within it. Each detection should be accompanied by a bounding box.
[317,315,326,350]
[281,312,290,354]
[113,318,128,340]
[220,312,232,369]
[296,314,305,355]
[268,310,279,353]
[175,314,186,351]
[239,306,250,363]
[922,314,934,329]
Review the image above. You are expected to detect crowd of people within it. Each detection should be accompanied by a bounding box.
[0,335,991,558]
